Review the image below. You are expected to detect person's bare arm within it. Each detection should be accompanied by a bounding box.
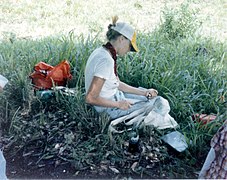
[85,76,132,110]
[118,81,158,98]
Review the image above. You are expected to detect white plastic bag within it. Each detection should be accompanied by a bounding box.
[109,96,178,134]
[0,75,8,88]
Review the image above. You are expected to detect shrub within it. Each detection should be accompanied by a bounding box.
[158,3,201,40]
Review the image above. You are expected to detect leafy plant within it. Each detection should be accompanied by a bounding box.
[158,3,201,40]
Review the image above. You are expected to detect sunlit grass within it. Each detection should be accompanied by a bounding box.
[0,0,226,41]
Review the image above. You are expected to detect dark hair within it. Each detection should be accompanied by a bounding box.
[106,24,122,41]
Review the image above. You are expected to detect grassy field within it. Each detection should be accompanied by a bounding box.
[0,0,227,179]
[1,0,227,41]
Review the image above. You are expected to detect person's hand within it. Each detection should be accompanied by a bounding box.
[117,100,133,110]
[145,88,158,99]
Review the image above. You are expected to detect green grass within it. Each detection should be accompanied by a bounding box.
[0,0,227,178]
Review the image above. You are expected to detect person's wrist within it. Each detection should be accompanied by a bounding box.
[144,90,150,97]
[146,90,152,99]
[115,101,120,108]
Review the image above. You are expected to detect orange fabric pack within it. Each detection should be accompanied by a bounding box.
[29,60,72,90]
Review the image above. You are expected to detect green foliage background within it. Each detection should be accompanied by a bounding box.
[0,1,226,178]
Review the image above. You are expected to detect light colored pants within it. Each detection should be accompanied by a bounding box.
[94,90,156,120]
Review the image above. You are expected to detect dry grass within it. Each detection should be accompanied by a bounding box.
[0,0,226,42]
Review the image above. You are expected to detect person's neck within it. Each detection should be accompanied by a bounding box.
[103,41,118,76]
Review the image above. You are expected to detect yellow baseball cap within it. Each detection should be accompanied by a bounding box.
[111,22,139,52]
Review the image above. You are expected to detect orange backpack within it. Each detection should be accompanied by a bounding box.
[29,60,73,90]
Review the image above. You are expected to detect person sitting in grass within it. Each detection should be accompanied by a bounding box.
[84,16,177,129]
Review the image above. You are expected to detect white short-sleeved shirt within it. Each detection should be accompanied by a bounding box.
[85,47,119,99]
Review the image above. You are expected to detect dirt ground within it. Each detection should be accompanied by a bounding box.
[4,149,165,179]
[2,141,202,179]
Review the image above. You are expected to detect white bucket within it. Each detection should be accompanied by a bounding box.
[0,75,8,88]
